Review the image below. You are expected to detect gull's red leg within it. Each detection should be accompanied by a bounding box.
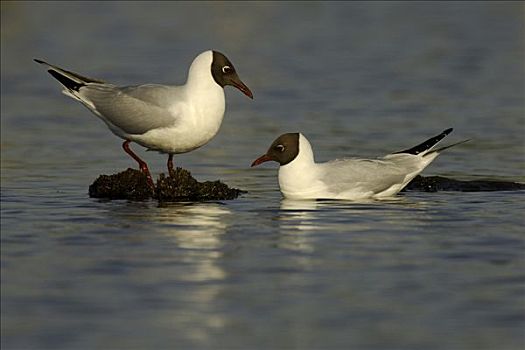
[122,141,154,188]
[167,154,175,177]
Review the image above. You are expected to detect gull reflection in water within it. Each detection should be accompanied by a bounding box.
[280,199,319,228]
[278,196,428,252]
[155,203,231,282]
[154,203,231,341]
[278,199,321,253]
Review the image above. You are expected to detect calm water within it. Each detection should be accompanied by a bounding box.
[2,2,525,350]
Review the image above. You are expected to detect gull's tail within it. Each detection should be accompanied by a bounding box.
[393,128,470,157]
[34,58,104,92]
[425,139,471,156]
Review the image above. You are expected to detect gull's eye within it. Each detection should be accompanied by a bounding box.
[222,65,232,74]
[275,144,285,152]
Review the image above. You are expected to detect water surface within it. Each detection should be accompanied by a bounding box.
[2,2,524,350]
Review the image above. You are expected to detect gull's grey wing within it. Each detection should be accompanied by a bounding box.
[319,155,421,194]
[79,84,183,135]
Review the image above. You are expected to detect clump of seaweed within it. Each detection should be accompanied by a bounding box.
[404,175,525,192]
[89,167,245,201]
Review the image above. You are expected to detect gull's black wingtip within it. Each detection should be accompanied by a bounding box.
[394,128,455,155]
[34,58,45,64]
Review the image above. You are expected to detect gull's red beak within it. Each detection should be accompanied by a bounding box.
[251,154,272,167]
[232,80,253,99]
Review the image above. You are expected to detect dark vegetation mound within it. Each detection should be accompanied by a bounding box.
[89,168,245,201]
[404,175,525,192]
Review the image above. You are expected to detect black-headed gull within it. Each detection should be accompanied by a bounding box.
[35,50,253,187]
[251,128,469,200]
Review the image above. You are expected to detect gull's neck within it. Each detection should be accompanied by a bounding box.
[279,134,323,198]
[184,51,225,121]
[185,51,222,95]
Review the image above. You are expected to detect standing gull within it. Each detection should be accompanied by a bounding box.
[251,129,469,200]
[35,50,253,187]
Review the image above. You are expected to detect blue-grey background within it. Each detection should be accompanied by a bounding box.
[2,2,524,349]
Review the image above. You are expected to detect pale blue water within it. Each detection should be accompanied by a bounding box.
[2,2,525,350]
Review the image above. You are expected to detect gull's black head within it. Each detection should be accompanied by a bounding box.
[211,51,253,99]
[251,133,300,167]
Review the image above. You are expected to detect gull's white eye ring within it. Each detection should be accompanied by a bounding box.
[222,65,232,74]
[275,144,285,152]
